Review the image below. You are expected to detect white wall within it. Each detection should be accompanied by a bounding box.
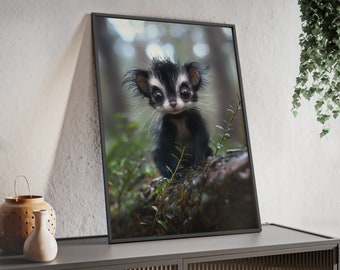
[1,0,339,239]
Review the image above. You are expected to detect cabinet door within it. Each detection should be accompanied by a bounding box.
[184,249,337,270]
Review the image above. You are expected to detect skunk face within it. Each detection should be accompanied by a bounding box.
[148,71,194,114]
[123,58,211,177]
[123,59,206,114]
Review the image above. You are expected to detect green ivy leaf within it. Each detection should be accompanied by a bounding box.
[317,114,330,125]
[320,127,330,138]
[293,0,339,136]
[292,110,298,118]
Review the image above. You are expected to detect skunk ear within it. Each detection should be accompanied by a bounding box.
[123,69,150,97]
[184,62,207,90]
[135,70,150,97]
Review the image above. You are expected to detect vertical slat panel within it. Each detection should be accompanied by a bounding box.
[124,265,178,270]
[187,249,336,270]
[114,249,336,270]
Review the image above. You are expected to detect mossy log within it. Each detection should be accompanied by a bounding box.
[110,149,259,239]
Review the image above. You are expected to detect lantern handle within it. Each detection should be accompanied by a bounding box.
[14,175,32,201]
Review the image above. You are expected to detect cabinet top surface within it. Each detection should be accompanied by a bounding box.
[0,224,338,269]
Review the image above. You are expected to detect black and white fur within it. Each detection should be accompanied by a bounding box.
[123,58,212,177]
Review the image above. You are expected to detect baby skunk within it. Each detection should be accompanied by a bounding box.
[123,58,212,178]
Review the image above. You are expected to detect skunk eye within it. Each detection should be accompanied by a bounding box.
[179,88,192,100]
[152,88,164,104]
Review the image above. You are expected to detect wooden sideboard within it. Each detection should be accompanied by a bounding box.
[0,224,339,270]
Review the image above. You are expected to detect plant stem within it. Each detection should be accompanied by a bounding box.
[151,146,186,233]
[214,99,241,155]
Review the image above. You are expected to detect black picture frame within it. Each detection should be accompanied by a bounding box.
[92,13,261,243]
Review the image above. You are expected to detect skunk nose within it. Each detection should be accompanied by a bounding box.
[169,100,177,108]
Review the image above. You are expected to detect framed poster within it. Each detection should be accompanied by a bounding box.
[92,13,261,243]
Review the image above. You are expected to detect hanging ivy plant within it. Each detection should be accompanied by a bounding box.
[292,0,340,137]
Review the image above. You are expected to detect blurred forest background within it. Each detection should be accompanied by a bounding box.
[92,15,258,241]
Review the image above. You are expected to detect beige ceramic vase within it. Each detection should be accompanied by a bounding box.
[23,210,58,262]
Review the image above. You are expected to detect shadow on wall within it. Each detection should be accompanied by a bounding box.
[45,14,107,238]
